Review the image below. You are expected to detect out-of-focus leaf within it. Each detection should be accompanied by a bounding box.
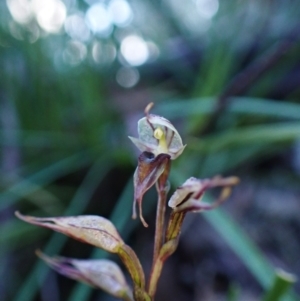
[0,220,45,252]
[203,206,274,286]
[227,283,240,301]
[158,97,300,120]
[14,158,112,301]
[203,206,297,301]
[188,122,300,153]
[263,269,297,301]
[190,45,236,130]
[0,152,93,211]
[197,144,267,177]
[0,130,79,148]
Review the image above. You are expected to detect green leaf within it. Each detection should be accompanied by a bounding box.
[202,206,298,301]
[0,152,93,212]
[158,97,300,120]
[203,205,274,287]
[262,269,297,301]
[188,122,300,153]
[13,157,112,301]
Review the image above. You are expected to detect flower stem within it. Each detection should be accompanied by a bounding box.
[147,160,171,298]
[153,186,167,261]
[118,244,146,289]
[153,160,171,262]
[166,211,185,241]
[148,238,179,297]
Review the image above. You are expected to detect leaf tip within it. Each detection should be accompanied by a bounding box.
[35,249,43,258]
[276,268,297,283]
[15,211,26,221]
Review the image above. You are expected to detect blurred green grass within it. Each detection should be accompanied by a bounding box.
[1,0,300,300]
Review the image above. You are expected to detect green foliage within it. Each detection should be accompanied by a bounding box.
[1,0,300,300]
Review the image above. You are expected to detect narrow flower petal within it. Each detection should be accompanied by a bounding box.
[16,212,124,253]
[128,136,155,154]
[37,251,133,300]
[133,151,170,227]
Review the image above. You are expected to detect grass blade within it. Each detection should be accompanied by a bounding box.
[158,97,300,120]
[188,122,300,153]
[13,157,112,301]
[263,269,297,301]
[203,206,298,301]
[0,152,93,211]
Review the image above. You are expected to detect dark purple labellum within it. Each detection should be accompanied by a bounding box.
[133,152,171,227]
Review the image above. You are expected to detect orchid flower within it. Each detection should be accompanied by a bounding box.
[128,103,186,160]
[168,176,239,213]
[165,176,240,243]
[129,103,186,227]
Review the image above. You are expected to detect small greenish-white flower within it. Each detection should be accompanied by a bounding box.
[168,176,239,212]
[128,103,186,160]
[129,103,186,227]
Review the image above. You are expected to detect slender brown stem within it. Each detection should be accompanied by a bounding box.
[148,238,179,297]
[152,160,171,262]
[147,160,171,298]
[147,206,186,298]
[153,186,167,261]
[147,211,185,296]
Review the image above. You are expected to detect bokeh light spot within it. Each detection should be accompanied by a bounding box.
[108,0,133,27]
[32,0,66,33]
[85,3,112,36]
[63,40,87,65]
[65,14,90,42]
[116,67,140,88]
[120,35,149,66]
[196,0,219,19]
[92,41,116,64]
[7,0,32,24]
